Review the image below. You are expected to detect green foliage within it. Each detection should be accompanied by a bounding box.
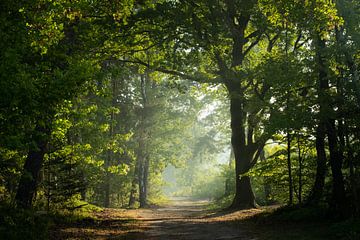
[248,135,317,205]
[0,149,24,202]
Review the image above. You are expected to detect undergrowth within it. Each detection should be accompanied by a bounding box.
[207,194,234,210]
[244,205,360,240]
[0,203,51,240]
[0,198,103,240]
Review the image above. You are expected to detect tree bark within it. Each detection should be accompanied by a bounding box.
[227,83,258,209]
[15,124,50,208]
[139,155,149,208]
[217,1,263,209]
[297,135,303,204]
[224,148,234,196]
[314,34,346,212]
[326,119,346,211]
[307,121,327,205]
[287,131,293,205]
[104,78,117,208]
[104,157,111,208]
[345,128,359,215]
[128,171,138,208]
[137,72,150,208]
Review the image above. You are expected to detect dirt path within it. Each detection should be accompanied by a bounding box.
[52,198,262,240]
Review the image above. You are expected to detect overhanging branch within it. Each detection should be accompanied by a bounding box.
[117,58,221,84]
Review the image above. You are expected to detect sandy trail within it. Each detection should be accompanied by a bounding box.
[52,198,260,240]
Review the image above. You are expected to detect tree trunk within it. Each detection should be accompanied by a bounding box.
[104,78,117,208]
[137,73,150,208]
[326,119,346,211]
[104,140,114,208]
[227,84,257,209]
[224,148,234,196]
[217,1,261,209]
[343,122,359,215]
[314,34,346,212]
[231,175,255,209]
[104,142,112,207]
[129,147,141,208]
[139,155,149,208]
[128,175,138,208]
[307,34,329,206]
[287,131,293,205]
[297,135,303,204]
[308,122,327,205]
[15,124,50,209]
[104,168,111,208]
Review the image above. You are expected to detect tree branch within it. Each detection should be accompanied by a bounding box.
[243,33,263,56]
[249,139,267,169]
[245,30,261,41]
[117,58,221,84]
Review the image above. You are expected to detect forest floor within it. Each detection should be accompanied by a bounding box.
[50,197,263,239]
[49,197,359,240]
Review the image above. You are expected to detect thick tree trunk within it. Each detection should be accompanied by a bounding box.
[314,34,346,212]
[15,125,49,208]
[307,120,327,205]
[231,175,255,209]
[218,0,261,209]
[224,148,234,196]
[344,125,359,215]
[227,85,257,209]
[326,120,346,211]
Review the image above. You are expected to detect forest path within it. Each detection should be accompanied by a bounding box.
[52,197,262,240]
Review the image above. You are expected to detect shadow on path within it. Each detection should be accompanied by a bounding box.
[51,198,260,240]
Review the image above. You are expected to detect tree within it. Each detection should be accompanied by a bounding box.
[0,0,137,208]
[115,0,275,209]
[112,0,341,209]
